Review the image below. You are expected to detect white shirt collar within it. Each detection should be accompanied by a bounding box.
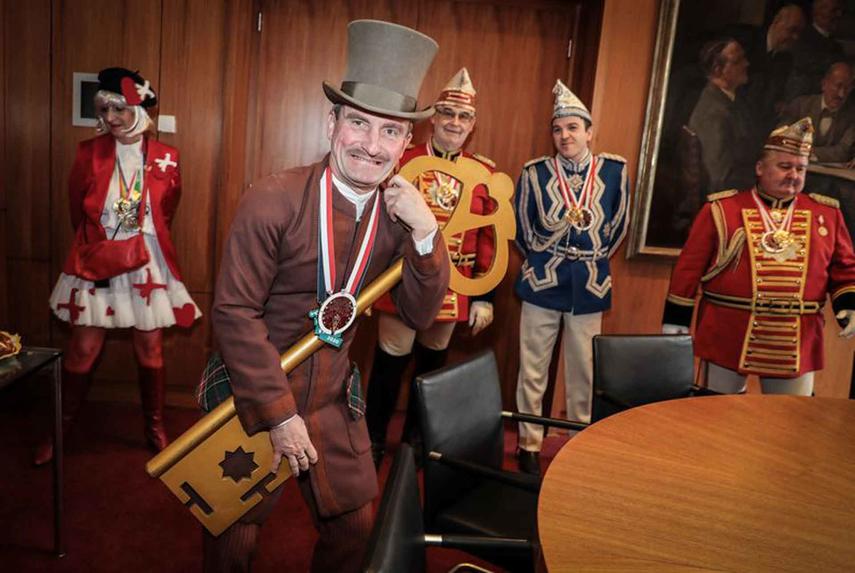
[330,173,376,220]
[814,23,831,38]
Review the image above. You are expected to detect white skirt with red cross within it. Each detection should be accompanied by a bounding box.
[49,233,201,331]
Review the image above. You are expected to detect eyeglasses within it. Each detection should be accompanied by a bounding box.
[435,107,475,123]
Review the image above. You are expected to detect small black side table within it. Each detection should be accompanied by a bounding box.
[0,346,64,557]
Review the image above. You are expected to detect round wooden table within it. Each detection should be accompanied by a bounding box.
[538,395,855,572]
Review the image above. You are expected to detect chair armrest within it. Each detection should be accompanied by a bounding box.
[501,410,588,431]
[424,533,533,551]
[427,451,541,493]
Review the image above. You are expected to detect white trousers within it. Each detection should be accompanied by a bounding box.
[706,362,815,395]
[377,312,457,356]
[516,301,602,451]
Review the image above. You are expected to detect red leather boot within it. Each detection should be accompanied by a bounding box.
[139,366,169,451]
[33,369,92,466]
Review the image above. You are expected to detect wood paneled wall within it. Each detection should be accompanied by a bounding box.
[0,0,601,403]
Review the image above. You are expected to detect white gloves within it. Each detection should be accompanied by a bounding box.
[838,310,855,339]
[469,301,494,335]
[662,323,690,335]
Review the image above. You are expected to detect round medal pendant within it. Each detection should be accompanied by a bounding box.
[573,206,595,231]
[567,206,594,231]
[433,181,460,211]
[565,206,582,226]
[317,291,357,336]
[113,198,141,231]
[770,210,784,224]
[760,229,792,254]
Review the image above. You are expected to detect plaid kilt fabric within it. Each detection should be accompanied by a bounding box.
[197,352,233,412]
[197,354,365,418]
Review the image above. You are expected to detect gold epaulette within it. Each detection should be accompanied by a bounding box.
[597,152,626,163]
[707,189,738,202]
[809,193,840,208]
[524,155,550,168]
[472,152,495,168]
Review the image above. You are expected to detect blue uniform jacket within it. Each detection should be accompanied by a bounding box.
[514,151,629,314]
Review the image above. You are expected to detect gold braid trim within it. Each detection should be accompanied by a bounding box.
[809,193,840,208]
[666,293,695,306]
[831,285,855,301]
[701,201,745,282]
[706,189,738,202]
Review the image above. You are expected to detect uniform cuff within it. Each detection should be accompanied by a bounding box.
[235,392,298,436]
[831,290,855,315]
[662,298,694,327]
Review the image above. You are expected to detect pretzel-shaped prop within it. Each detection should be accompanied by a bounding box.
[398,155,515,296]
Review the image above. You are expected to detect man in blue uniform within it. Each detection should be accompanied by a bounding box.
[514,80,629,475]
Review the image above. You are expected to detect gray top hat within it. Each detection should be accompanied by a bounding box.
[323,20,439,121]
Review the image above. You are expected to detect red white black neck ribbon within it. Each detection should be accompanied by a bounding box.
[554,155,596,231]
[310,167,380,347]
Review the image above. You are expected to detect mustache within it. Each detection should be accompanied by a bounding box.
[348,149,391,163]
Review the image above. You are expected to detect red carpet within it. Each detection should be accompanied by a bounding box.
[0,379,570,572]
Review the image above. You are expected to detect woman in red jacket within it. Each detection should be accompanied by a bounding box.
[35,68,200,465]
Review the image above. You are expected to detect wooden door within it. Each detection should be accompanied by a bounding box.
[245,0,584,405]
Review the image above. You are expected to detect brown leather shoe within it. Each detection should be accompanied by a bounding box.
[517,449,541,477]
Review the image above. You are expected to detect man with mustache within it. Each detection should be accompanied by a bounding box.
[366,67,497,467]
[514,80,629,476]
[206,20,449,572]
[663,118,855,395]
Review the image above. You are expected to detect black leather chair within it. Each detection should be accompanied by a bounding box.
[414,349,584,573]
[362,443,528,573]
[591,334,717,422]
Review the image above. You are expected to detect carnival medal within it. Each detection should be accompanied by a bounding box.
[554,156,596,231]
[113,156,144,231]
[309,168,380,348]
[752,190,799,262]
[430,172,461,211]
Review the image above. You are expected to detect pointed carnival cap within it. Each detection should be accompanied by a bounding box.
[435,67,476,113]
[97,67,157,108]
[764,117,813,157]
[552,79,591,123]
[323,20,438,121]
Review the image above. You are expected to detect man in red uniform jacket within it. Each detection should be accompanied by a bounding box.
[365,68,497,467]
[663,117,855,394]
[207,21,449,572]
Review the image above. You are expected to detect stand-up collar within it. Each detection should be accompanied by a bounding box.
[557,149,592,173]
